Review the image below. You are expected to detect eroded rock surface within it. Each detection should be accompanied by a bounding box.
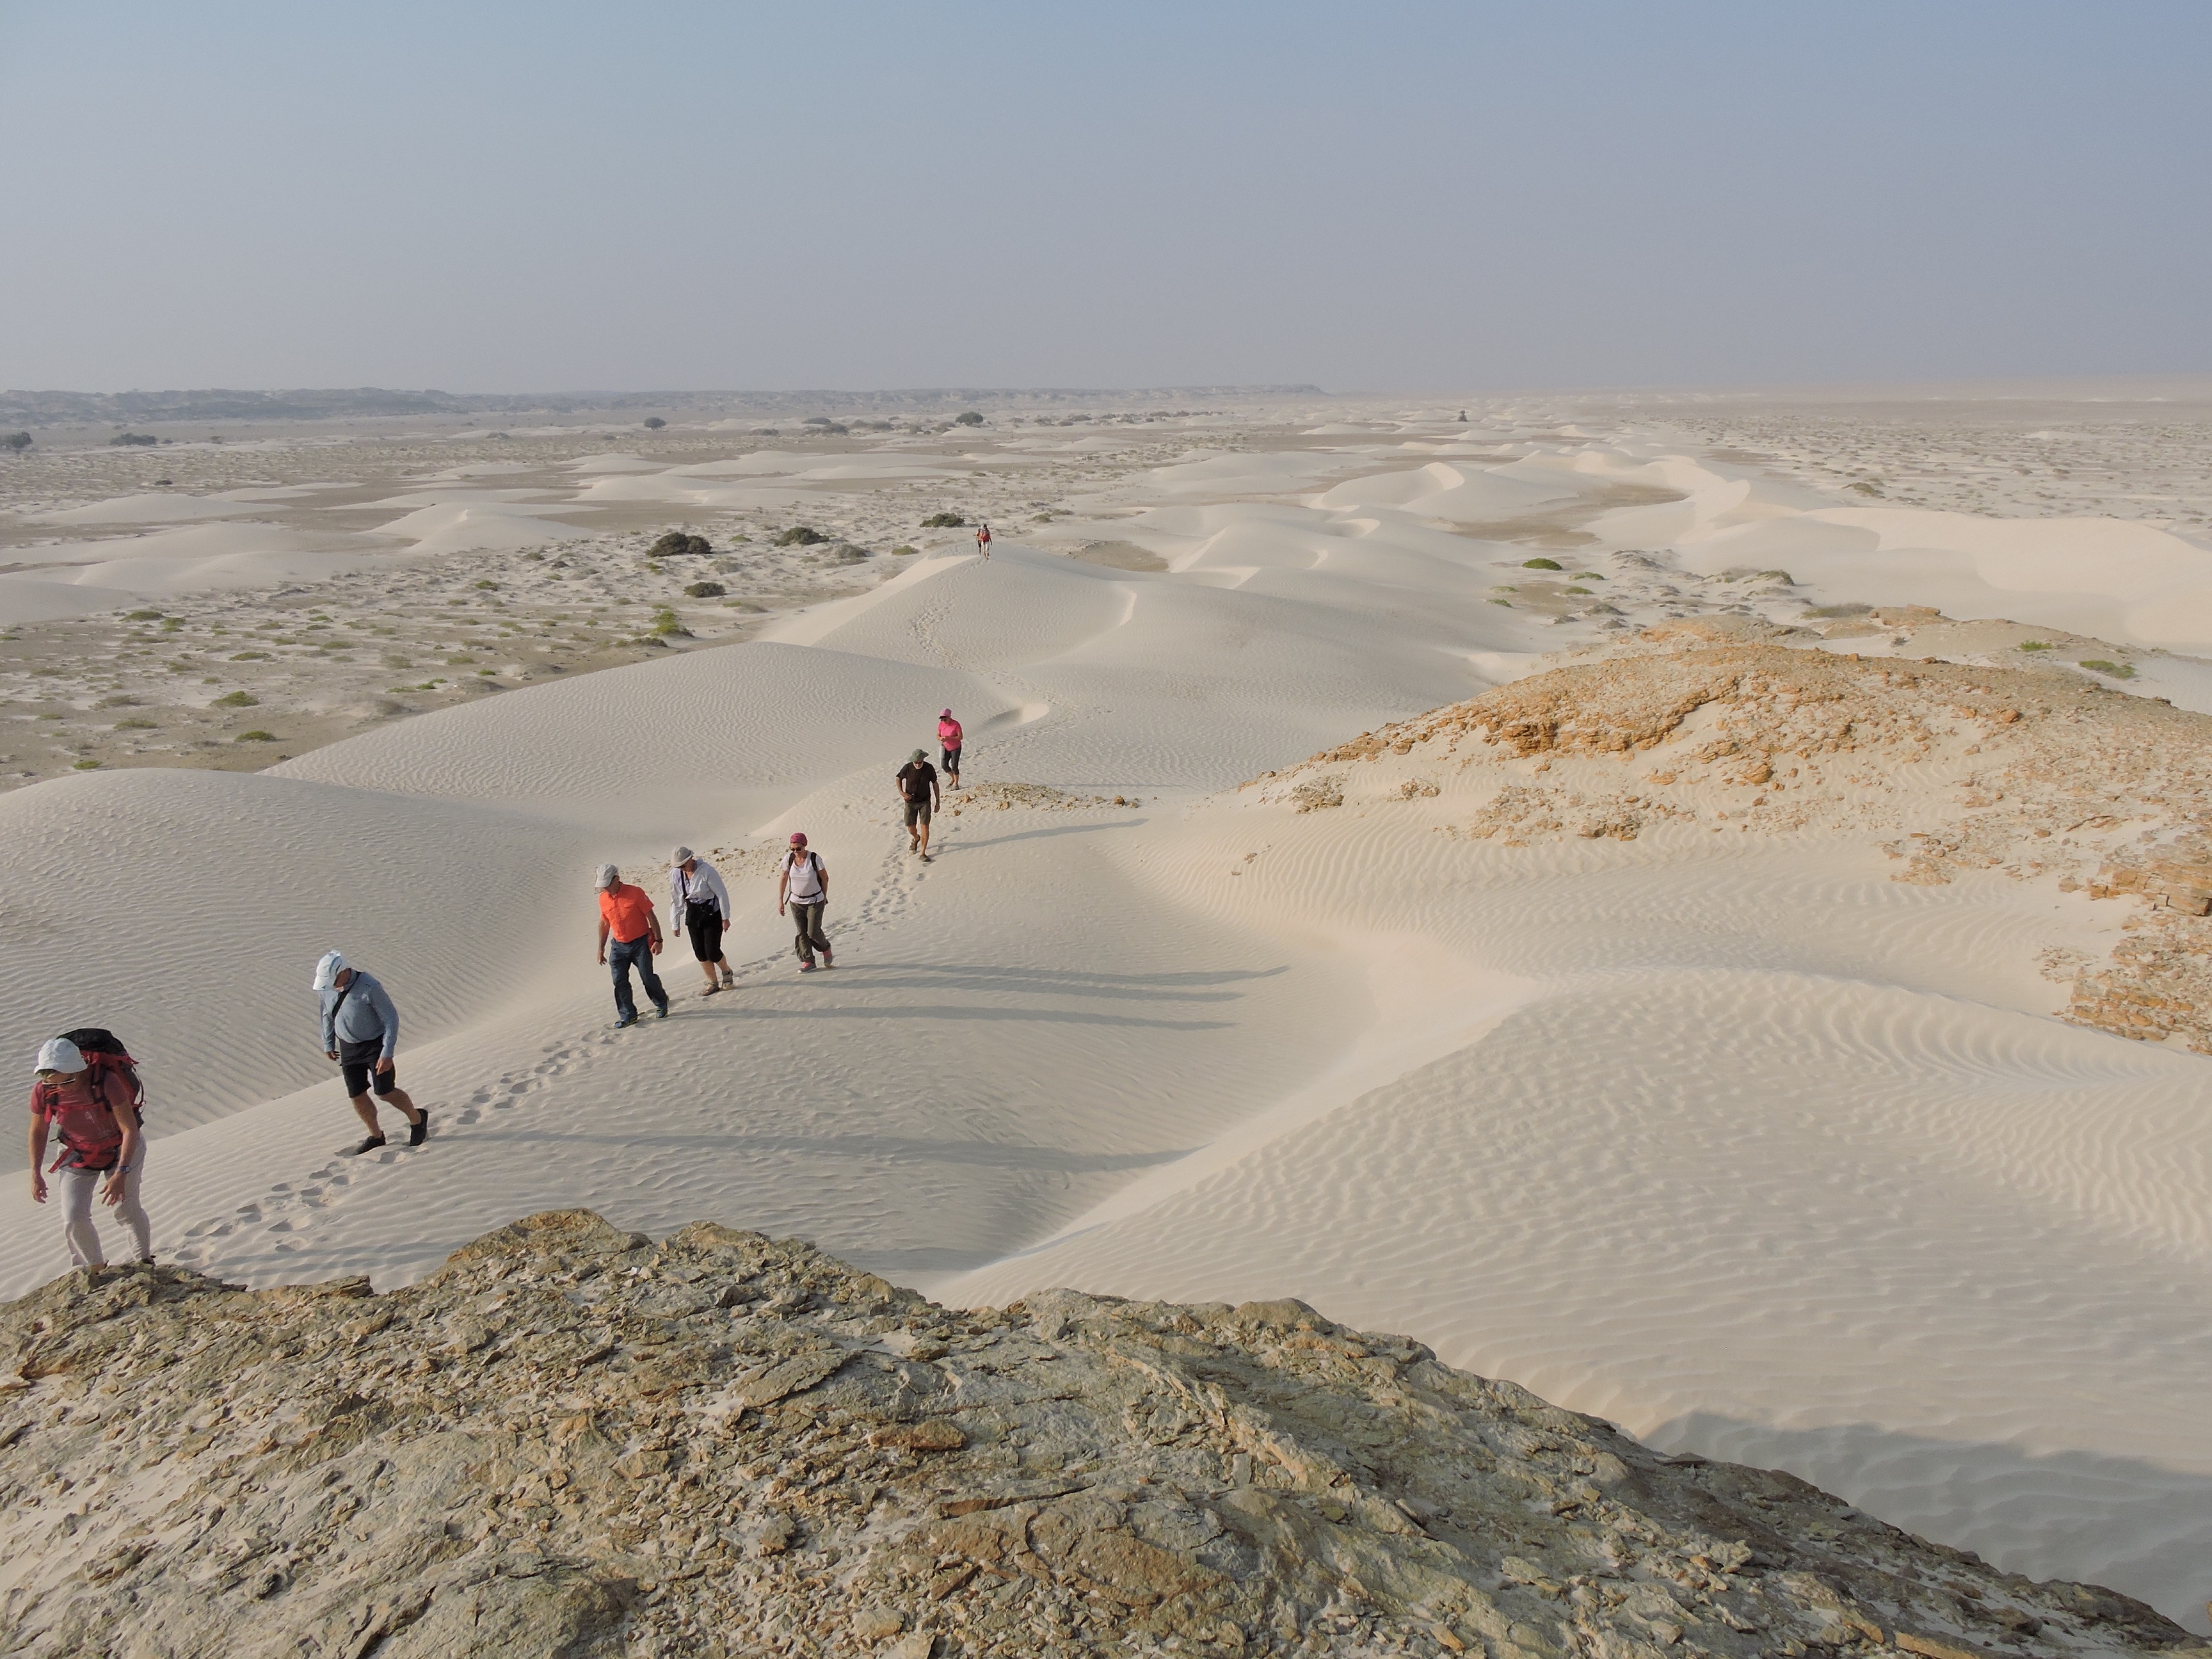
[1,1210,2201,1658]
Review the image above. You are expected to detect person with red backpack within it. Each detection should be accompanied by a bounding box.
[28,1032,152,1267]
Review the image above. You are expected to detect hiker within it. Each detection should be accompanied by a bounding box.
[896,748,940,861]
[28,1034,152,1267]
[938,708,963,791]
[976,521,991,559]
[776,831,833,972]
[314,951,429,1155]
[669,846,735,995]
[595,863,669,1027]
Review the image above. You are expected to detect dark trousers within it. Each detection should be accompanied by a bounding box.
[685,903,725,962]
[609,935,667,1020]
[790,901,830,965]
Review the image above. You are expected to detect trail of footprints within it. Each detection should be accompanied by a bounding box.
[163,833,934,1272]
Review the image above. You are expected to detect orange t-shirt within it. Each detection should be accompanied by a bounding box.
[599,882,655,944]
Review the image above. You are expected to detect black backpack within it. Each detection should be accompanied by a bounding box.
[58,1027,145,1119]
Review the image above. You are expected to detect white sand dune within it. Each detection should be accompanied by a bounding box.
[3,408,2211,1628]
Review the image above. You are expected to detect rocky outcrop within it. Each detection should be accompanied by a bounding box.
[1246,643,2212,1052]
[1,1210,2201,1658]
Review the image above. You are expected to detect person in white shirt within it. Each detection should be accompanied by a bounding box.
[669,847,735,995]
[776,831,833,973]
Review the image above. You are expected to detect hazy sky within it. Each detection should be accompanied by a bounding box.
[3,3,2206,394]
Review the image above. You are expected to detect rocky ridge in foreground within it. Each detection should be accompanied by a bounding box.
[1,1211,2199,1658]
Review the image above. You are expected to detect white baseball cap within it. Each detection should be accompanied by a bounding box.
[312,950,346,991]
[595,863,620,890]
[35,1037,85,1075]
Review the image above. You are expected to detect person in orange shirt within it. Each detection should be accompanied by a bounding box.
[594,863,669,1028]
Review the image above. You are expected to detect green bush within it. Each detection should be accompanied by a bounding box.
[954,411,984,426]
[212,691,258,707]
[235,730,277,742]
[650,608,689,637]
[227,651,271,661]
[109,432,157,447]
[2078,659,2135,678]
[643,417,666,430]
[474,578,499,590]
[2,431,29,452]
[2018,641,2051,652]
[113,717,156,730]
[126,609,163,621]
[1521,557,1563,570]
[650,531,713,558]
[1563,585,1592,595]
[683,581,726,598]
[921,512,965,528]
[775,526,826,546]
[890,545,918,557]
[73,760,100,769]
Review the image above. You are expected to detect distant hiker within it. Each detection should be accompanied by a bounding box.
[595,864,669,1027]
[28,1033,152,1267]
[314,951,429,1155]
[669,846,735,995]
[976,522,992,559]
[777,832,833,972]
[897,748,940,861]
[938,708,963,790]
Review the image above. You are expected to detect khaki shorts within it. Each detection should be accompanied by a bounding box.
[903,799,932,828]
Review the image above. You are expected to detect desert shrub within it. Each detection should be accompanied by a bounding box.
[228,650,271,661]
[72,760,100,769]
[954,411,984,426]
[1489,597,1512,606]
[650,608,688,636]
[235,730,277,742]
[2,431,29,452]
[110,433,157,446]
[1521,557,1563,570]
[113,717,156,730]
[650,531,713,558]
[473,578,499,590]
[803,417,833,427]
[775,526,826,546]
[683,581,726,598]
[95,694,138,707]
[2079,659,2135,678]
[2018,641,2051,652]
[126,609,163,621]
[1564,585,1592,596]
[921,512,965,528]
[823,545,867,565]
[643,417,666,429]
[890,545,918,556]
[212,691,257,707]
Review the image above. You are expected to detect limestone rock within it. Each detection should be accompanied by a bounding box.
[0,1209,2199,1658]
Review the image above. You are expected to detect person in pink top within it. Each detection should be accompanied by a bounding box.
[937,709,963,791]
[975,522,991,559]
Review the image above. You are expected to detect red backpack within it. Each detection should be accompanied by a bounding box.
[34,1029,145,1171]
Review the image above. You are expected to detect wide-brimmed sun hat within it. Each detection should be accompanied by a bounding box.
[910,748,926,762]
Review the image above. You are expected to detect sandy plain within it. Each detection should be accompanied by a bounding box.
[1,380,2209,1630]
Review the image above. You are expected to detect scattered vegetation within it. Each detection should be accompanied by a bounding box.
[1521,557,1563,570]
[650,607,688,637]
[921,512,966,528]
[211,691,258,708]
[954,410,984,426]
[682,581,726,598]
[774,526,826,546]
[108,433,158,447]
[2079,659,2136,678]
[472,579,498,590]
[2019,641,2052,652]
[126,609,163,621]
[649,531,713,558]
[227,651,271,661]
[890,545,918,557]
[234,730,278,742]
[642,417,666,430]
[72,760,100,769]
[3,431,32,452]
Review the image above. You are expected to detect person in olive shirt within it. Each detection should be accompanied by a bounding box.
[895,748,940,862]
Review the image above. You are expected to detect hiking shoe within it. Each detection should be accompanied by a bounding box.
[408,1110,430,1148]
[653,1000,671,1019]
[821,949,834,968]
[351,1134,387,1157]
[798,961,818,974]
[614,1014,637,1029]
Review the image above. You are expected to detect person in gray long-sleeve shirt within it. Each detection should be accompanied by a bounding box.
[312,950,428,1155]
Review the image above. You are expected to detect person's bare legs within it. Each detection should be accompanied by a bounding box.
[349,1087,422,1137]
[917,816,933,857]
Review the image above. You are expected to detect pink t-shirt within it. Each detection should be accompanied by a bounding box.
[938,717,962,748]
